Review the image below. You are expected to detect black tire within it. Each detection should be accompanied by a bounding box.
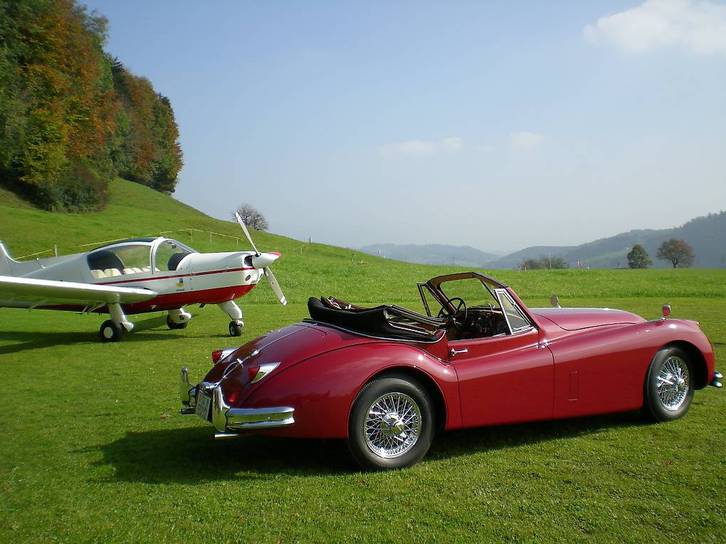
[643,346,694,422]
[228,321,243,337]
[348,375,434,470]
[166,315,188,330]
[99,320,124,342]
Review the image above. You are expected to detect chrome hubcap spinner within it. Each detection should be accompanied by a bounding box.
[364,392,421,459]
[656,356,690,411]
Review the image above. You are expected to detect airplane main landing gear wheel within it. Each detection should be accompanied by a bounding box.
[166,316,189,330]
[228,321,243,337]
[99,320,124,342]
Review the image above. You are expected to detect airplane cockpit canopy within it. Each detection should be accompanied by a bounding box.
[86,238,197,279]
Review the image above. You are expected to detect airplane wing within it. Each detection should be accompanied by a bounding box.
[0,275,157,308]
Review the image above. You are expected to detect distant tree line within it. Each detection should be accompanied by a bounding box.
[0,0,182,211]
[627,239,695,269]
[520,256,569,270]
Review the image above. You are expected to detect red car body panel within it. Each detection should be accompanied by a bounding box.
[195,276,717,440]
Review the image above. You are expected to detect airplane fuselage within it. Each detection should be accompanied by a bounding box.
[1,250,262,314]
[0,236,284,341]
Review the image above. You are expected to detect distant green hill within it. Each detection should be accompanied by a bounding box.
[360,243,498,267]
[0,178,451,304]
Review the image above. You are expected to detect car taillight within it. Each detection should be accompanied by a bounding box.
[211,348,236,364]
[245,362,281,384]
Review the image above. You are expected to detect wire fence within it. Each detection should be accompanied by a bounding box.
[15,228,250,260]
[13,228,322,261]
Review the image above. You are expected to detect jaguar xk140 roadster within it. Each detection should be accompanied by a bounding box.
[179,272,721,469]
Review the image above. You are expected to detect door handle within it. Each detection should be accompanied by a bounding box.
[449,347,469,357]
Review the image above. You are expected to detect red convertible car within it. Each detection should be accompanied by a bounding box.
[179,272,721,469]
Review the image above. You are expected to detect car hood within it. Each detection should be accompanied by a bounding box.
[530,307,645,331]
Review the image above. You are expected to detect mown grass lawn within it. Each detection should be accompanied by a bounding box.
[1,284,725,543]
[1,182,724,542]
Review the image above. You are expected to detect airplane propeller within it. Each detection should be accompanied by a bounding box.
[235,212,287,305]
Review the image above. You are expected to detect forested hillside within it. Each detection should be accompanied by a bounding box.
[0,0,182,211]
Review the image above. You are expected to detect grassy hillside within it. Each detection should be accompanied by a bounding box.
[1,179,724,543]
[2,178,725,306]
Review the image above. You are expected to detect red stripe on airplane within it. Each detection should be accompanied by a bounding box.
[37,284,256,315]
[96,266,257,286]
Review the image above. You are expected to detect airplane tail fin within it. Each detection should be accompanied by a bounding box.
[0,241,17,275]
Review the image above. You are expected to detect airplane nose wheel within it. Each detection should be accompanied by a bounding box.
[228,320,244,337]
[167,316,189,330]
[99,320,124,342]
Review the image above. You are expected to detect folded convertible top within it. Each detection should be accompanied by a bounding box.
[307,297,445,342]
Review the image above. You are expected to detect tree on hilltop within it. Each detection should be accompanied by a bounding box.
[657,239,694,268]
[627,244,652,269]
[234,203,268,231]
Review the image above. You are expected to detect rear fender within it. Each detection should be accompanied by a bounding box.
[243,342,460,438]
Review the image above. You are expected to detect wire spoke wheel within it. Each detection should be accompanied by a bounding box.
[656,355,690,411]
[644,347,695,422]
[363,392,422,459]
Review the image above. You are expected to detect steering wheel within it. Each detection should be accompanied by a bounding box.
[437,297,468,326]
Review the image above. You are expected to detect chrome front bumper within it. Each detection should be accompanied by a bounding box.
[179,367,295,433]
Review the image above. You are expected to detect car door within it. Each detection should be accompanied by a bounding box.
[452,327,554,428]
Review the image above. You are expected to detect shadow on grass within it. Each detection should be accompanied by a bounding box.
[428,411,645,462]
[0,315,182,355]
[92,411,646,483]
[90,426,350,482]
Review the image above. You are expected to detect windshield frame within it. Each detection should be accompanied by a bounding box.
[419,271,538,334]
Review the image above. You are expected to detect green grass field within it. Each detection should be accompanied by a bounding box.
[1,181,724,542]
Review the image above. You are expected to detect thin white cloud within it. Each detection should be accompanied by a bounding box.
[509,131,543,151]
[584,0,726,56]
[379,137,463,157]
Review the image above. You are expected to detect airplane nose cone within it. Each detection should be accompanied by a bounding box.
[250,252,280,269]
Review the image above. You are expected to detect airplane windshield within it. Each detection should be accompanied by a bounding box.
[154,239,195,271]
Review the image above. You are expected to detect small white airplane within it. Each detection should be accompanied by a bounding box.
[0,214,286,341]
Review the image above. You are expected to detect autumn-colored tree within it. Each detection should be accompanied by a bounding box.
[0,0,182,210]
[657,239,695,268]
[627,244,652,269]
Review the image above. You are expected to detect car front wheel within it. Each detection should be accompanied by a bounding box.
[348,375,434,470]
[644,347,694,422]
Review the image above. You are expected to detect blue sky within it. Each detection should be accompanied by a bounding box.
[83,0,726,252]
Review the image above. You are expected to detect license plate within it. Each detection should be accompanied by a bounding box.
[195,391,211,420]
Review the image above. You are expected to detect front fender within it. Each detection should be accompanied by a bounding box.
[647,319,716,387]
[242,342,460,438]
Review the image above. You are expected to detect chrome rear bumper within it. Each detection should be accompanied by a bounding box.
[179,367,295,433]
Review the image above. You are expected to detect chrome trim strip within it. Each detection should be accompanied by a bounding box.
[209,384,294,432]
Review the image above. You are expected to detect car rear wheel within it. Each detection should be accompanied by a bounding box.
[348,375,433,470]
[643,347,694,422]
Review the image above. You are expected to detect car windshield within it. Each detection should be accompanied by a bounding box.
[418,272,533,339]
[439,277,500,310]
